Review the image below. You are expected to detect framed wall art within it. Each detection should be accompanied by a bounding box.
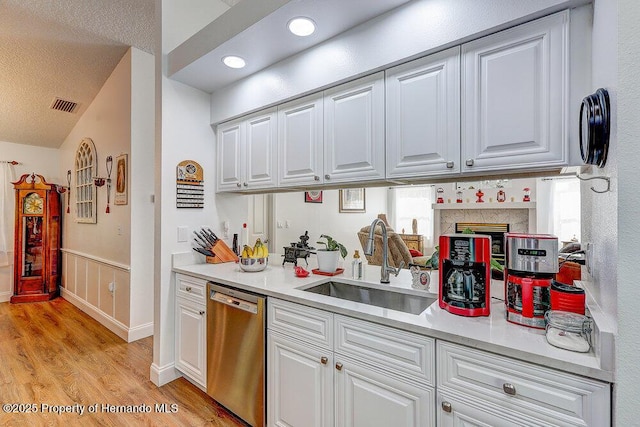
[304,190,323,203]
[339,188,366,213]
[114,154,128,205]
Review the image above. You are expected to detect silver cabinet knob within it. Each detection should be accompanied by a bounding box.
[335,362,343,371]
[446,161,454,169]
[324,174,330,180]
[320,357,328,365]
[199,310,205,315]
[503,383,516,396]
[243,182,248,187]
[314,175,320,181]
[185,287,192,292]
[441,401,452,413]
[465,159,475,167]
[236,183,241,188]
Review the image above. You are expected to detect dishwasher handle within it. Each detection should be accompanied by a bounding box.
[210,291,258,314]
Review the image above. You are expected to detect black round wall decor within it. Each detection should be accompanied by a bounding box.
[579,88,610,168]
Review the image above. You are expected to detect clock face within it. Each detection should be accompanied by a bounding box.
[23,193,44,215]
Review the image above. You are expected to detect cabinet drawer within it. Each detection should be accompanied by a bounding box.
[335,315,434,386]
[175,273,207,304]
[268,299,333,348]
[437,341,610,426]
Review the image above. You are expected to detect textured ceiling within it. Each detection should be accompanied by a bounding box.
[0,0,155,149]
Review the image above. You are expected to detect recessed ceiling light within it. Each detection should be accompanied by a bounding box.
[288,17,316,37]
[222,55,246,69]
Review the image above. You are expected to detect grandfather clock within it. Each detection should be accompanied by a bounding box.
[11,173,62,303]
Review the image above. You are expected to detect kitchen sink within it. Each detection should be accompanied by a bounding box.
[301,281,436,315]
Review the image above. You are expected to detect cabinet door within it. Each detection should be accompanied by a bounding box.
[461,11,568,173]
[175,299,206,387]
[386,47,461,178]
[324,73,385,183]
[335,356,434,427]
[278,93,324,187]
[268,331,334,427]
[216,119,244,192]
[245,108,278,189]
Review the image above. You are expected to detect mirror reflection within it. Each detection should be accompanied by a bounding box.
[272,176,581,270]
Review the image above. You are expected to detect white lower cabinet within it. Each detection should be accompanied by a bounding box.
[437,341,611,427]
[174,274,207,388]
[267,299,435,427]
[335,355,433,427]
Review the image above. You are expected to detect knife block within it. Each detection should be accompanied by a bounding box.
[205,240,239,264]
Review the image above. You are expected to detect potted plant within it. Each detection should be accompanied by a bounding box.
[315,234,348,272]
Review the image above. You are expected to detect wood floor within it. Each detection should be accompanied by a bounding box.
[0,298,246,427]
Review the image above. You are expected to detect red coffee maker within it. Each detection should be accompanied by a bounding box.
[439,234,492,317]
[504,233,558,328]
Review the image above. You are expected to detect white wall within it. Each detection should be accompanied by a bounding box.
[0,141,60,302]
[615,0,640,424]
[152,0,237,386]
[273,188,388,269]
[57,48,155,341]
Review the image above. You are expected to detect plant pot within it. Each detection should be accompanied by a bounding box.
[316,250,339,273]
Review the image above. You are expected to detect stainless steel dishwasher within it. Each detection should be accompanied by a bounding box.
[207,282,265,427]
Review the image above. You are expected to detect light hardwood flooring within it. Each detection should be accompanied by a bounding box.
[0,298,246,426]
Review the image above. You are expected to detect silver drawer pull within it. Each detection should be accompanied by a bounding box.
[185,286,192,292]
[465,159,475,167]
[236,183,241,188]
[335,362,343,371]
[314,175,320,181]
[324,174,330,180]
[320,357,328,365]
[503,383,516,396]
[441,401,452,413]
[243,182,248,187]
[446,161,454,169]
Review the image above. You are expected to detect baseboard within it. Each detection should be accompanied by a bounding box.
[61,290,153,342]
[128,322,154,342]
[0,291,11,303]
[150,362,182,387]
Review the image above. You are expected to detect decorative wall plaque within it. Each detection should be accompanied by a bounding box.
[176,160,204,208]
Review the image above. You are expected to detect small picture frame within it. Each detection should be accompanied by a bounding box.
[304,190,323,203]
[114,154,128,205]
[339,188,366,213]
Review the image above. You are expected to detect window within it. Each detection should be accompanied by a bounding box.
[552,178,581,242]
[74,138,97,223]
[389,186,434,248]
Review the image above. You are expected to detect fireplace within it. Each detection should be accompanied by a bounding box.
[455,222,510,265]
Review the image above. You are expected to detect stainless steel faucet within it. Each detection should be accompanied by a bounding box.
[363,218,404,283]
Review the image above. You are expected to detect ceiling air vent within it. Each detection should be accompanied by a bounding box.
[50,97,78,114]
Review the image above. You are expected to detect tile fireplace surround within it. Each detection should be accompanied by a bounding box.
[433,203,537,241]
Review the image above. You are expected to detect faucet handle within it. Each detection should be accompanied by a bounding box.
[395,261,405,276]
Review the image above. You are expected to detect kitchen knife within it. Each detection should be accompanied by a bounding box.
[193,247,215,257]
[202,228,218,245]
[196,230,215,247]
[193,238,212,253]
[193,232,210,248]
[206,228,220,243]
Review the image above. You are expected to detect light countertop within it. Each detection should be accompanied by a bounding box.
[173,253,614,383]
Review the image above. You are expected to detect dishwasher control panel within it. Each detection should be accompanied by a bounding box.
[211,290,258,314]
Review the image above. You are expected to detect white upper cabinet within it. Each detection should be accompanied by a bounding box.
[386,47,461,178]
[216,108,277,192]
[245,109,278,189]
[216,119,244,192]
[278,93,324,187]
[323,72,385,183]
[461,11,569,173]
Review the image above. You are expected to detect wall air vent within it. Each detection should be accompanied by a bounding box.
[49,97,78,113]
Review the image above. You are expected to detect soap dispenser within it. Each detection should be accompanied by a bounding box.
[351,250,363,280]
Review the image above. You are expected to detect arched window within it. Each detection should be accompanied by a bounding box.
[75,138,97,223]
